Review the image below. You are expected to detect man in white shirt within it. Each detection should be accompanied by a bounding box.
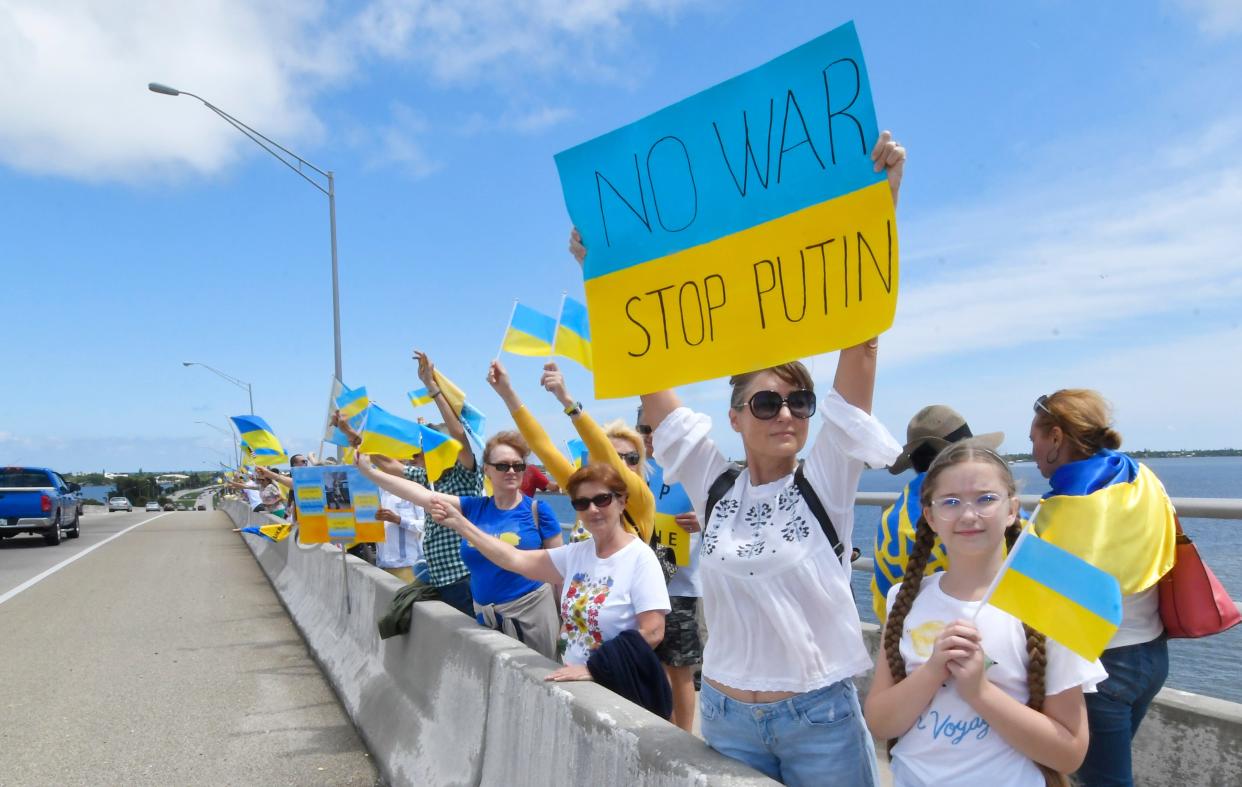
[376,486,426,585]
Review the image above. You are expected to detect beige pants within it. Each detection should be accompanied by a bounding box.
[474,583,560,662]
[382,566,417,585]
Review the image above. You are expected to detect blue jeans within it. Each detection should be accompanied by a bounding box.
[700,679,877,787]
[1075,637,1168,787]
[436,575,475,617]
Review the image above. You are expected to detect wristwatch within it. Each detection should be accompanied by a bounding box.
[564,401,583,417]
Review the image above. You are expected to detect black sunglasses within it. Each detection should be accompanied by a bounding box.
[618,451,641,467]
[570,492,617,511]
[487,461,527,474]
[635,424,653,436]
[735,389,817,420]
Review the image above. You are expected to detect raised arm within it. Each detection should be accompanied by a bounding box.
[428,499,562,585]
[541,362,654,541]
[833,340,879,414]
[254,465,293,489]
[489,360,575,487]
[414,349,475,470]
[356,452,460,513]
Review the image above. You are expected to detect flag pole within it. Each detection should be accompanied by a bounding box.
[548,291,567,366]
[495,299,519,362]
[970,505,1041,624]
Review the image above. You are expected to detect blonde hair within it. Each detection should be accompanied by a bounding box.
[603,419,647,478]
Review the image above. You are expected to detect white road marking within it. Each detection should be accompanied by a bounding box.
[0,512,173,607]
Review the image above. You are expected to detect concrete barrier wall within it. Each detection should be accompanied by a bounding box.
[219,500,775,787]
[221,500,1242,787]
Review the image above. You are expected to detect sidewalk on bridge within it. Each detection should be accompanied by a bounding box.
[0,509,377,785]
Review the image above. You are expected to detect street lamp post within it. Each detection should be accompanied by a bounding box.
[149,82,343,384]
[183,361,253,414]
[195,419,240,467]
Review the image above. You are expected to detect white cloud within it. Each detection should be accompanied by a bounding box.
[879,118,1242,367]
[350,0,694,85]
[347,101,440,178]
[0,0,348,181]
[1176,0,1242,36]
[0,0,690,181]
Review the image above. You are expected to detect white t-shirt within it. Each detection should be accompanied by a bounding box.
[547,537,671,666]
[653,389,902,693]
[242,488,262,509]
[886,574,1107,787]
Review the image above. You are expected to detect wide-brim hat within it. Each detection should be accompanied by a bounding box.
[888,405,1004,475]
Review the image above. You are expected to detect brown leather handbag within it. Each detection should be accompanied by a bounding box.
[1158,517,1241,638]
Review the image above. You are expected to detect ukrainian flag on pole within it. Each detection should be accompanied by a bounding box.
[417,423,463,483]
[983,524,1122,660]
[231,415,288,466]
[501,302,557,357]
[554,295,593,370]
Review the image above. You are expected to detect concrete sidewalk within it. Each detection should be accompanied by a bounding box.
[0,510,377,786]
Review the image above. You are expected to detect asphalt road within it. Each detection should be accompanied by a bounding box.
[0,509,379,786]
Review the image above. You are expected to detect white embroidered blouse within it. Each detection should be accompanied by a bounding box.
[653,389,901,693]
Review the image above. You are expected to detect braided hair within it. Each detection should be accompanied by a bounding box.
[881,442,1062,782]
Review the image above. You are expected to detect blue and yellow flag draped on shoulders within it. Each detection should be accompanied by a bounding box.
[555,21,898,398]
[1036,450,1177,595]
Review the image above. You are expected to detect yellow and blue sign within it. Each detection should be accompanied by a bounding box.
[988,525,1123,661]
[648,460,693,566]
[555,21,898,397]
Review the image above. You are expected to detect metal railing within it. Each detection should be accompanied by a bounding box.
[850,493,1242,573]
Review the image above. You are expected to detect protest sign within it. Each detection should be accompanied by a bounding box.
[648,460,693,566]
[555,21,897,397]
[292,466,383,544]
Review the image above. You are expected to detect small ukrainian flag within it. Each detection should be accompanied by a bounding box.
[986,524,1122,660]
[501,302,557,357]
[554,295,593,370]
[358,405,423,460]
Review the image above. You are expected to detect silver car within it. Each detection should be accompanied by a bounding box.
[108,496,132,512]
[144,501,161,512]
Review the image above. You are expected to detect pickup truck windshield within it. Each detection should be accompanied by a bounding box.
[0,470,53,487]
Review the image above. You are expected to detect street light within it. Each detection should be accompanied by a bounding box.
[195,419,240,467]
[183,361,254,414]
[149,81,343,383]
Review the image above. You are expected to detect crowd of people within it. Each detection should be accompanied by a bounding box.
[221,133,1182,787]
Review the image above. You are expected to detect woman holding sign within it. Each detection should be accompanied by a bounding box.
[577,133,906,786]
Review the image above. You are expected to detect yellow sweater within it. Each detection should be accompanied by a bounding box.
[511,406,654,542]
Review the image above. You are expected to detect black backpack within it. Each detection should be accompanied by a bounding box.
[704,463,859,563]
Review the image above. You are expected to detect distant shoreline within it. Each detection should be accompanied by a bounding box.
[1003,448,1242,462]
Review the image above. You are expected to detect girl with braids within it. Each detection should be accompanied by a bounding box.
[865,442,1106,787]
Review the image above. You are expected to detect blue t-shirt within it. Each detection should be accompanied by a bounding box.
[459,495,561,605]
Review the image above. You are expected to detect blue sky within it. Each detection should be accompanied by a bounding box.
[3,0,1241,473]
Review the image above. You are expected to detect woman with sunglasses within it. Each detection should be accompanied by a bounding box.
[428,463,670,691]
[355,431,563,660]
[573,131,906,786]
[1029,389,1177,787]
[487,358,654,542]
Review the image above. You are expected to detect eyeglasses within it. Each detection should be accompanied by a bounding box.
[635,424,653,436]
[734,389,817,420]
[929,493,1008,522]
[1034,394,1054,417]
[487,461,527,474]
[618,451,641,467]
[570,492,617,511]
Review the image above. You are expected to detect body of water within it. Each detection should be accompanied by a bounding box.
[541,456,1242,704]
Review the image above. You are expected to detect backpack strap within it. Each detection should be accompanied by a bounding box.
[705,465,742,524]
[793,464,848,561]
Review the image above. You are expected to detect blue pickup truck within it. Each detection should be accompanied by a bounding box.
[0,467,82,546]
